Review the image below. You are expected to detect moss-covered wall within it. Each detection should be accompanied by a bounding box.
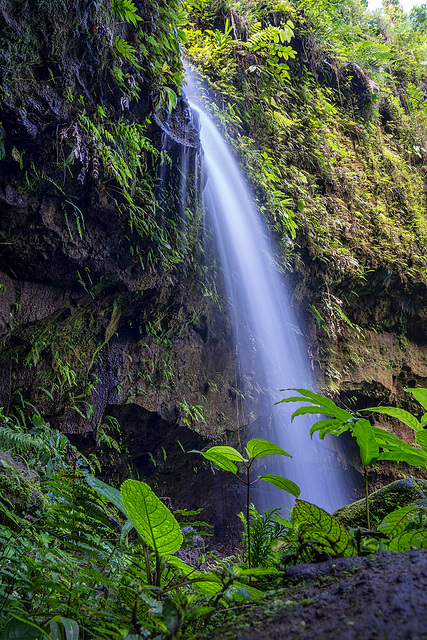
[0,0,248,483]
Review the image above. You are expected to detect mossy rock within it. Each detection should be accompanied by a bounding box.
[0,455,47,520]
[333,479,427,529]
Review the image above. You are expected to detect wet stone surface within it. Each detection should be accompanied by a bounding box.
[200,550,427,640]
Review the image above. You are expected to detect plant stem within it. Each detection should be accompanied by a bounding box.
[246,465,251,573]
[364,466,370,529]
[142,540,152,585]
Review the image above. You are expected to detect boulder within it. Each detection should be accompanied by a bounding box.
[333,478,427,528]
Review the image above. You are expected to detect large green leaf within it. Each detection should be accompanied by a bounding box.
[203,445,246,462]
[246,438,291,459]
[292,500,357,557]
[373,426,416,451]
[405,387,427,412]
[121,480,183,555]
[49,617,79,640]
[416,429,427,451]
[86,475,127,517]
[364,406,421,431]
[377,451,427,468]
[387,530,427,552]
[202,451,237,473]
[259,474,300,497]
[372,428,427,465]
[319,422,349,439]
[378,505,427,538]
[310,418,337,438]
[290,406,324,421]
[278,388,353,422]
[2,616,47,639]
[351,419,379,467]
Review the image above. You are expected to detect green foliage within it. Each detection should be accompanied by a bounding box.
[278,387,427,527]
[113,36,140,66]
[177,397,207,428]
[0,412,75,472]
[199,438,299,498]
[277,387,427,470]
[121,479,183,555]
[185,0,427,284]
[71,114,156,192]
[112,0,142,27]
[0,452,271,639]
[352,418,379,468]
[239,505,289,569]
[195,438,299,571]
[292,500,357,557]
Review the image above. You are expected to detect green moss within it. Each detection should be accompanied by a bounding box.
[333,478,427,528]
[185,3,427,292]
[0,460,47,519]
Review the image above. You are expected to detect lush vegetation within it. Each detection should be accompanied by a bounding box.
[2,0,427,432]
[1,387,427,638]
[2,0,427,636]
[183,0,427,395]
[184,0,427,281]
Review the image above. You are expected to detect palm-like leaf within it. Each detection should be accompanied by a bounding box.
[351,419,379,467]
[363,406,421,431]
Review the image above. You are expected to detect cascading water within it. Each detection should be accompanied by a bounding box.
[184,68,350,513]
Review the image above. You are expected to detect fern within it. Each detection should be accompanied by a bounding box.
[0,424,47,458]
[111,0,142,27]
[246,24,294,53]
[113,37,140,67]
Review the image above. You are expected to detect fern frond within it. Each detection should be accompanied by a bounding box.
[112,0,142,27]
[0,425,47,457]
[250,21,262,35]
[113,37,140,67]
[271,110,295,128]
[246,24,294,53]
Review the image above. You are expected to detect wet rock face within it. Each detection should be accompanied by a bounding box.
[155,94,201,149]
[70,402,245,545]
[0,0,245,544]
[0,187,142,290]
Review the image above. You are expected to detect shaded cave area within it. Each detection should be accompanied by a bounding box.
[68,402,245,548]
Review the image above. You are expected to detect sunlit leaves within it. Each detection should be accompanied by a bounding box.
[387,530,427,552]
[113,37,140,67]
[202,450,238,473]
[406,387,427,412]
[277,388,353,423]
[121,479,183,555]
[378,505,427,538]
[202,445,245,462]
[364,406,422,431]
[246,438,291,459]
[112,0,142,26]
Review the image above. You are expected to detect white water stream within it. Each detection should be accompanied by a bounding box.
[184,71,349,513]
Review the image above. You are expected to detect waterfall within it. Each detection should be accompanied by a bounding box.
[184,68,350,513]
